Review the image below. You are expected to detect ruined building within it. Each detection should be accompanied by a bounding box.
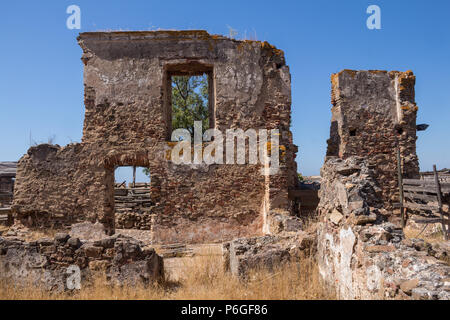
[325,70,419,215]
[12,31,299,243]
[317,71,450,300]
[4,30,450,299]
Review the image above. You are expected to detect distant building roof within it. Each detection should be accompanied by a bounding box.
[0,162,17,178]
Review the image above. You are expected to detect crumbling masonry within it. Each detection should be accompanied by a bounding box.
[326,70,419,214]
[3,31,450,299]
[318,71,450,300]
[12,31,298,243]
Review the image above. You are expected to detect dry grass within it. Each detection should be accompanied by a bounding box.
[403,225,450,265]
[0,252,334,300]
[403,225,446,244]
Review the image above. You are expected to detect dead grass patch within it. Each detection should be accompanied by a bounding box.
[404,225,446,244]
[0,252,334,300]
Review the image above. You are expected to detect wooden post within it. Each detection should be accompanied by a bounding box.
[133,166,136,188]
[397,147,405,228]
[433,165,447,240]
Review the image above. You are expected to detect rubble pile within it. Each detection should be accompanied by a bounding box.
[0,223,163,291]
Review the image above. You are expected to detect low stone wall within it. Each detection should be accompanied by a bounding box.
[317,156,450,300]
[116,212,153,230]
[11,144,108,229]
[0,232,163,291]
[114,184,153,230]
[223,230,316,279]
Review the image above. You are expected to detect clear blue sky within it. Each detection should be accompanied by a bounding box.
[1,0,449,180]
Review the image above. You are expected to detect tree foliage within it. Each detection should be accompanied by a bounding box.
[171,74,209,135]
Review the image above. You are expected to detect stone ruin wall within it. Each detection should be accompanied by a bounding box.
[12,31,298,244]
[326,70,419,216]
[0,225,163,291]
[318,71,450,300]
[5,36,450,299]
[317,156,450,300]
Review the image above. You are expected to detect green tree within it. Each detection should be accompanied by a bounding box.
[171,74,209,135]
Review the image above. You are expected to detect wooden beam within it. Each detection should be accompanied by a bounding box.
[403,179,450,190]
[403,192,437,202]
[397,147,405,228]
[114,189,128,196]
[403,202,439,211]
[433,165,448,240]
[403,185,438,193]
[413,218,447,224]
[403,179,435,186]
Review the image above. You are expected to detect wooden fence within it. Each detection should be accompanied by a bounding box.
[0,191,13,226]
[0,206,12,226]
[114,182,153,215]
[396,164,450,240]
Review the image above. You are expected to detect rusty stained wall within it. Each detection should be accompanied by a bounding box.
[12,31,298,244]
[325,70,419,212]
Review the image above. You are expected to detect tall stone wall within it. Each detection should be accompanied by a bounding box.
[326,70,419,212]
[12,144,113,229]
[317,157,450,300]
[12,31,298,243]
[318,72,450,300]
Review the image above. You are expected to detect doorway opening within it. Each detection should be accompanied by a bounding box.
[114,166,153,230]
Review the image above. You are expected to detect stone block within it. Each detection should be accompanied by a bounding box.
[70,222,108,241]
[82,244,104,258]
[329,209,343,225]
